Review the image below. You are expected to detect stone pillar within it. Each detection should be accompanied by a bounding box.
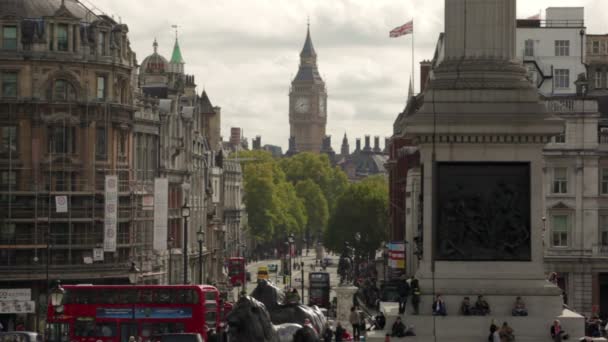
[444,0,516,60]
[334,285,357,325]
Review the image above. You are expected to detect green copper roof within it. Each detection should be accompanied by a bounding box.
[170,39,185,64]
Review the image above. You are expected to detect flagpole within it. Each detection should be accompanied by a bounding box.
[411,18,415,95]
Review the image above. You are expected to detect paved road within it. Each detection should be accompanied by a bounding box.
[232,249,341,304]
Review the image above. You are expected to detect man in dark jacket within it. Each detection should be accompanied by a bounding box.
[398,276,410,314]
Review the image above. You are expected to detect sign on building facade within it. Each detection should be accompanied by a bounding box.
[104,175,118,252]
[0,289,34,314]
[153,178,168,251]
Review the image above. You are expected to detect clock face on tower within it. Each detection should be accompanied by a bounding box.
[295,97,310,113]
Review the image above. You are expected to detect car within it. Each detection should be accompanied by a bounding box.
[154,333,204,342]
[322,257,333,266]
[0,332,43,342]
[268,264,278,273]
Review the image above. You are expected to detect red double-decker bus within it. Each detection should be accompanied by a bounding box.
[227,257,246,287]
[46,285,220,342]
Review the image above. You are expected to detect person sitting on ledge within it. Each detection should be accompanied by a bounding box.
[373,311,386,330]
[473,295,490,316]
[432,294,447,316]
[391,317,406,337]
[460,296,472,316]
[511,296,528,316]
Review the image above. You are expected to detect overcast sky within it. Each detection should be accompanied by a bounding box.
[91,0,607,152]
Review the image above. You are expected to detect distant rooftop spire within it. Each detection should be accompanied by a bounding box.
[170,24,184,65]
[153,38,158,53]
[170,37,185,64]
[300,21,316,59]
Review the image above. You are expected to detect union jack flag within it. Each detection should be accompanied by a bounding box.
[390,20,413,38]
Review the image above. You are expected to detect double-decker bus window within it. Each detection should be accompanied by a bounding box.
[47,322,70,342]
[95,323,118,337]
[174,290,198,304]
[204,291,216,302]
[74,320,117,337]
[116,289,137,304]
[141,323,186,337]
[204,310,217,328]
[140,290,154,303]
[156,289,172,303]
[74,320,95,337]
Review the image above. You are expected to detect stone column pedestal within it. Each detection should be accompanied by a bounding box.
[334,285,357,324]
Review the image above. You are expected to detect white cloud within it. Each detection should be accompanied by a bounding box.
[92,0,605,151]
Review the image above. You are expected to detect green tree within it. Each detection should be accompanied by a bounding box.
[325,175,388,258]
[295,179,329,241]
[279,152,348,213]
[275,181,307,237]
[242,162,277,242]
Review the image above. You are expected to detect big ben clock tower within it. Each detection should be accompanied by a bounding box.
[289,24,327,153]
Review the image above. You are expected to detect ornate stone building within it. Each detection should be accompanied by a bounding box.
[0,0,140,331]
[288,25,327,153]
[336,135,388,181]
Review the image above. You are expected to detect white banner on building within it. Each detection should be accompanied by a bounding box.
[55,196,68,213]
[0,289,31,301]
[153,178,169,251]
[0,301,35,314]
[104,175,118,252]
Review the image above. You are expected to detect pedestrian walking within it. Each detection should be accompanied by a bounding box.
[398,275,410,314]
[410,276,421,315]
[349,306,361,341]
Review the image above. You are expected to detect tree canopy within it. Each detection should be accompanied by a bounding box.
[295,179,329,241]
[324,175,388,258]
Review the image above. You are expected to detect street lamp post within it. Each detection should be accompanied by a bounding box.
[382,243,389,283]
[168,236,174,284]
[49,281,65,318]
[287,234,295,289]
[128,262,140,330]
[197,227,204,285]
[181,205,190,284]
[300,261,304,304]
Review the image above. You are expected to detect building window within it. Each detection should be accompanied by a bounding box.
[593,41,600,55]
[96,76,106,100]
[48,24,54,51]
[602,169,608,194]
[0,126,17,153]
[554,130,566,143]
[524,39,534,57]
[96,126,107,160]
[48,126,76,154]
[554,69,570,89]
[2,72,17,98]
[600,215,608,246]
[0,170,16,191]
[596,70,603,89]
[57,24,68,51]
[118,131,127,156]
[98,31,107,55]
[553,167,568,194]
[552,214,569,247]
[53,79,76,101]
[555,40,570,56]
[2,25,17,50]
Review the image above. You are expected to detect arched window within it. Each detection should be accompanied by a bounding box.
[53,79,76,101]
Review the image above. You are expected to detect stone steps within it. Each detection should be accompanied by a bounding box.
[368,304,586,342]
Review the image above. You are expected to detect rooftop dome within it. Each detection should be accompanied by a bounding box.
[140,39,168,74]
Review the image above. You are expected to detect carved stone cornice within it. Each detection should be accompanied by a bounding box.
[431,58,532,90]
[415,134,552,145]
